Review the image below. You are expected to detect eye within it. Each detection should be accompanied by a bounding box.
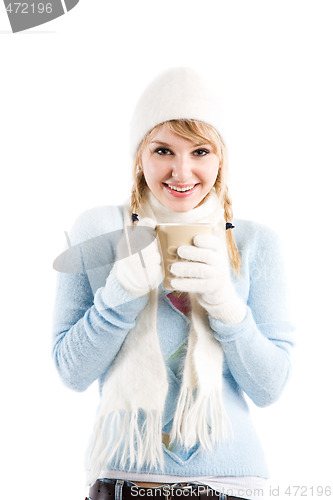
[154,147,173,155]
[193,148,210,157]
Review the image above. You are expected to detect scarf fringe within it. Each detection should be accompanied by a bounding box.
[88,409,164,485]
[170,387,232,451]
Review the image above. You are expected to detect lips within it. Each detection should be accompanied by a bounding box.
[163,183,199,198]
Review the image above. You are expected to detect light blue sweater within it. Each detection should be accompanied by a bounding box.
[52,205,294,479]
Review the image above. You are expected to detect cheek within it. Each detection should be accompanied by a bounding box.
[142,160,165,191]
[141,152,155,183]
[143,155,171,184]
[200,160,220,185]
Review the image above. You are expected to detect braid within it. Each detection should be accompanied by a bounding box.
[223,185,241,275]
[223,185,234,223]
[130,150,147,224]
[214,167,223,201]
[214,154,242,275]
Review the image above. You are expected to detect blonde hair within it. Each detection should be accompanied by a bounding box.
[131,119,241,274]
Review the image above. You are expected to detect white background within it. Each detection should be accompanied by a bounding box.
[1,1,333,499]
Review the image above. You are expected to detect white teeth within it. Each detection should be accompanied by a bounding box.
[167,184,195,192]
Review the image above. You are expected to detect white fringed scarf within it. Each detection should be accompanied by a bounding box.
[88,191,231,485]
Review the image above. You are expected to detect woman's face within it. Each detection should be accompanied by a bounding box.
[141,124,220,212]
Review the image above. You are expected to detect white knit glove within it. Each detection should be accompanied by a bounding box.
[170,232,247,324]
[113,218,162,297]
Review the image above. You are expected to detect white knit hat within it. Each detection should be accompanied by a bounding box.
[129,67,224,157]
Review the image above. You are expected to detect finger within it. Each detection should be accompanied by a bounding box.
[193,233,221,250]
[177,245,218,266]
[170,277,212,293]
[170,261,214,279]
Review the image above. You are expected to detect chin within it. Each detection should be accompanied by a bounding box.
[166,199,199,213]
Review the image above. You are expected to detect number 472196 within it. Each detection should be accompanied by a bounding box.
[5,3,53,13]
[285,486,332,496]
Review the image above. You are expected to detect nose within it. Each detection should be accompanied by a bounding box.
[171,156,192,182]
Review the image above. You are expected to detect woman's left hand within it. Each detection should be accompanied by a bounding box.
[170,233,247,324]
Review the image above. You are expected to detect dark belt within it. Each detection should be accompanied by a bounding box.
[87,480,249,500]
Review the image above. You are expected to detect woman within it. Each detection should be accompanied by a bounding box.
[52,67,294,500]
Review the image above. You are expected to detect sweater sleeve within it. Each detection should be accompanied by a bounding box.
[210,224,295,407]
[52,207,148,392]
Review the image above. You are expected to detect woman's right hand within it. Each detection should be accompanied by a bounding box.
[112,218,162,297]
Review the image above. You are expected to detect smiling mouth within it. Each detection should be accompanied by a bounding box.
[163,183,198,192]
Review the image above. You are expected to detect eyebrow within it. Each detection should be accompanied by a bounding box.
[150,141,171,147]
[150,141,211,148]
